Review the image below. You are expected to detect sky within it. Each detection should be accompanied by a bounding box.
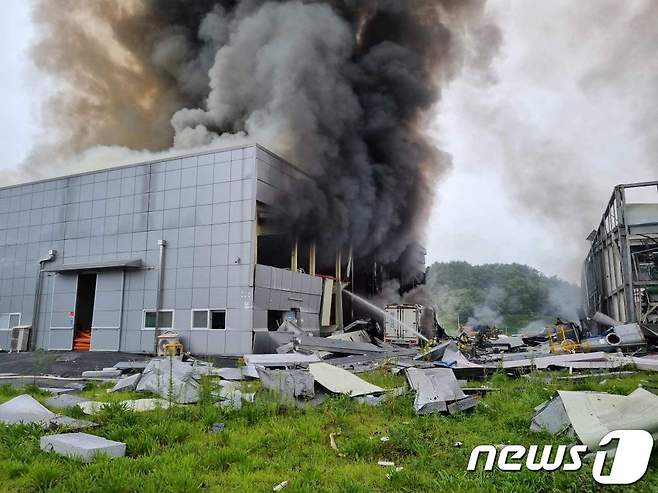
[1,1,656,284]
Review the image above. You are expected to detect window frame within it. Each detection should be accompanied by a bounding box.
[190,308,227,330]
[141,309,174,331]
[0,313,21,331]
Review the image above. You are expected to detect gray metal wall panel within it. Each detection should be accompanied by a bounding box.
[0,144,309,355]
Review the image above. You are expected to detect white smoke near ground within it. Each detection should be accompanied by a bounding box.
[465,286,504,327]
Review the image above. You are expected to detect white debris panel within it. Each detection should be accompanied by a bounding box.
[309,363,383,397]
[405,368,467,415]
[0,394,94,429]
[531,388,658,450]
[40,432,126,462]
[136,358,200,403]
[256,368,315,399]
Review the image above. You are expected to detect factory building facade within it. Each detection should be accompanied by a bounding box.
[0,144,324,355]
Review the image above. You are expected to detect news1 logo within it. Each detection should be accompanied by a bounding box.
[467,430,654,485]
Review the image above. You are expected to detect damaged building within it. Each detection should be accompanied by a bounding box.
[0,144,422,355]
[582,181,658,334]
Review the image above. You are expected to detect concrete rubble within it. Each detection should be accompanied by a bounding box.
[40,432,126,462]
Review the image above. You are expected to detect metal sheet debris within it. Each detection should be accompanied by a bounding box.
[405,368,466,415]
[45,394,89,409]
[108,373,141,393]
[531,388,658,450]
[78,398,171,414]
[0,394,95,429]
[216,366,259,380]
[256,367,315,399]
[136,358,200,403]
[40,432,126,462]
[244,353,321,367]
[309,363,383,397]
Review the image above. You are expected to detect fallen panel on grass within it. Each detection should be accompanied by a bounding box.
[530,388,658,450]
[0,394,95,429]
[78,398,171,414]
[447,395,480,415]
[256,367,315,399]
[309,362,383,397]
[405,367,466,415]
[631,356,658,371]
[108,373,141,393]
[45,394,89,410]
[40,432,125,462]
[136,358,200,403]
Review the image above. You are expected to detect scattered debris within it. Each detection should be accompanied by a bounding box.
[309,363,384,397]
[40,432,126,462]
[0,395,95,430]
[405,368,470,415]
[447,395,480,415]
[136,358,200,403]
[45,394,89,410]
[81,369,122,378]
[216,366,259,380]
[108,373,141,393]
[272,480,289,492]
[329,432,344,456]
[244,353,321,367]
[211,422,225,433]
[530,388,658,451]
[454,441,463,447]
[377,460,395,467]
[256,368,315,400]
[78,398,171,414]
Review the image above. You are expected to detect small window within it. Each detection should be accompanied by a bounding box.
[0,313,20,330]
[144,311,173,329]
[192,310,209,329]
[210,310,226,330]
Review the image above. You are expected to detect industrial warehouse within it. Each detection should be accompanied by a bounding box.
[0,144,332,355]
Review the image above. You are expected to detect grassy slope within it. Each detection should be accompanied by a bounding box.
[0,370,657,493]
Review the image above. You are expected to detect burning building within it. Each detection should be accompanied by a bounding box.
[582,181,658,333]
[0,1,500,353]
[0,143,425,354]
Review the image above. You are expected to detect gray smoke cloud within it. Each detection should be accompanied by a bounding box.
[22,0,500,270]
[433,0,658,280]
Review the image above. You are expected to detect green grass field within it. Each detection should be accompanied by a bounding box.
[0,369,657,493]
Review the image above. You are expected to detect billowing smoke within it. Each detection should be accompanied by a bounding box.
[25,0,499,268]
[433,0,658,280]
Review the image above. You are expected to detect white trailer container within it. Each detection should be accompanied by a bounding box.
[384,304,422,346]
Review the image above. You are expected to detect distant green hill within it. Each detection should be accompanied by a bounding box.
[425,261,580,332]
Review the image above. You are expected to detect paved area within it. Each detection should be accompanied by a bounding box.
[0,351,239,377]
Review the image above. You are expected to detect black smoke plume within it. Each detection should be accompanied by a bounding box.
[28,0,499,269]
